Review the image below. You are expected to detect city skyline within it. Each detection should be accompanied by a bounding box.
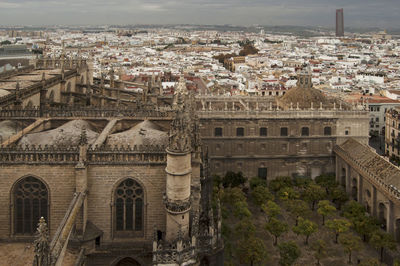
[0,0,399,28]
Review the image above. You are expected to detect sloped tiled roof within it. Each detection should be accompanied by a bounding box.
[337,138,400,188]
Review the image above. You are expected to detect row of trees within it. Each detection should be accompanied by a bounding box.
[214,172,398,265]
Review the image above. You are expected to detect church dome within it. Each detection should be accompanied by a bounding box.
[0,120,23,141]
[277,70,342,110]
[18,120,98,147]
[106,120,167,147]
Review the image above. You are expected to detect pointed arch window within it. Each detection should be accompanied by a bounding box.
[115,179,144,235]
[14,176,48,235]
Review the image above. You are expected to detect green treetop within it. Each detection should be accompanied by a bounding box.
[292,217,318,245]
[326,218,352,243]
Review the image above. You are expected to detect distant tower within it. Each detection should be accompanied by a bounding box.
[297,68,313,89]
[336,8,344,37]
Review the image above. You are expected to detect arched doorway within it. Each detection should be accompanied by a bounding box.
[200,257,210,266]
[379,203,387,231]
[396,219,400,242]
[115,257,141,266]
[341,168,346,188]
[13,176,49,234]
[365,202,371,214]
[351,178,358,201]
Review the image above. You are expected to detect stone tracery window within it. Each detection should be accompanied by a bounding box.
[115,179,144,234]
[14,176,48,235]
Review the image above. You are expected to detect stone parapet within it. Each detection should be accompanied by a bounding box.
[0,69,78,107]
[198,109,368,119]
[0,144,167,165]
[0,106,174,119]
[334,145,400,201]
[163,195,191,214]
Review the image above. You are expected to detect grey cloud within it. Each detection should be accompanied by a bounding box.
[0,0,399,28]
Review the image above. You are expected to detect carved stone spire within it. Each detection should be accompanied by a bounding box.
[78,128,88,166]
[79,128,88,146]
[109,66,115,88]
[192,210,199,237]
[151,72,156,88]
[33,217,50,266]
[168,78,191,153]
[175,75,188,97]
[61,65,65,81]
[14,82,22,107]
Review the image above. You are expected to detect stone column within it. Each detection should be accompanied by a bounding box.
[165,149,191,242]
[335,156,340,184]
[389,200,394,235]
[372,186,377,217]
[345,164,351,194]
[165,77,192,242]
[358,175,363,203]
[74,130,88,234]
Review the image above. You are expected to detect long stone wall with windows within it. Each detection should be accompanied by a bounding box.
[199,109,369,179]
[334,138,400,241]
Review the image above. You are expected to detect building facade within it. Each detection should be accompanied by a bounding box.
[0,59,223,266]
[4,56,400,265]
[385,107,400,160]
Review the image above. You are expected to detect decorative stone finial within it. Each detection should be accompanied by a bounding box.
[33,217,50,266]
[79,128,88,146]
[61,65,65,80]
[168,76,191,153]
[175,75,188,96]
[177,225,183,240]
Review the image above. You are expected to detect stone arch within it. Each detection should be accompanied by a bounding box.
[112,178,145,238]
[341,167,346,188]
[11,175,50,235]
[66,82,71,92]
[364,201,371,214]
[200,257,210,266]
[65,82,72,103]
[378,202,387,230]
[26,100,33,108]
[49,90,54,102]
[351,178,357,201]
[112,257,141,266]
[365,189,371,198]
[396,219,400,242]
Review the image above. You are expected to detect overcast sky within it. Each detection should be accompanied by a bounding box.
[0,0,399,28]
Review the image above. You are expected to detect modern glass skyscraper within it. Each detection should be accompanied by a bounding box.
[336,8,344,37]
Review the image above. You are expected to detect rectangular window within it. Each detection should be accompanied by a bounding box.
[280,127,288,136]
[376,117,379,122]
[301,127,310,136]
[214,127,222,137]
[258,168,268,180]
[236,127,244,137]
[324,127,332,136]
[260,127,267,136]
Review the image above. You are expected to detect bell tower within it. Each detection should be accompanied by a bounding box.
[164,76,192,241]
[297,68,313,89]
